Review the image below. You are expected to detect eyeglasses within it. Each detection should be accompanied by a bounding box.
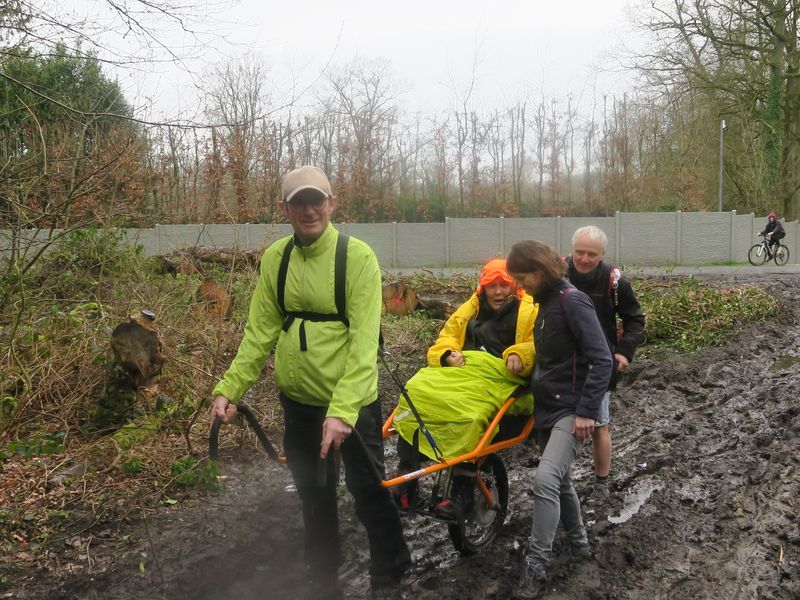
[286,196,329,214]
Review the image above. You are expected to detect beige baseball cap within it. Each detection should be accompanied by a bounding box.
[282,165,332,203]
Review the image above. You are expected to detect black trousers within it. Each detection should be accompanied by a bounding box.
[281,394,411,578]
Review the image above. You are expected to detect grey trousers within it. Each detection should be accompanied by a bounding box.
[528,414,589,564]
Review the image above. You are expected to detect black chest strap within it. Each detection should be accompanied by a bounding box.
[276,233,350,351]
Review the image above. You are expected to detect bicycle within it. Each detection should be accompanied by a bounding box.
[748,233,790,266]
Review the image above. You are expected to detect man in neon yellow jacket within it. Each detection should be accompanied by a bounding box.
[210,166,410,599]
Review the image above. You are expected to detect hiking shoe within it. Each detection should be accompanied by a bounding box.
[391,483,422,514]
[369,574,403,600]
[569,542,592,562]
[589,481,610,504]
[513,558,547,599]
[433,475,474,520]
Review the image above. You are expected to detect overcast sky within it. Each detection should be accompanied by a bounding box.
[76,0,641,123]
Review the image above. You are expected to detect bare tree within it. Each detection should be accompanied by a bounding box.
[561,94,578,207]
[509,102,526,212]
[486,110,507,210]
[202,55,269,221]
[529,92,548,215]
[323,58,401,220]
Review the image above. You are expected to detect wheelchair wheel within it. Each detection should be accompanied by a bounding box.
[748,243,767,266]
[774,244,790,266]
[448,454,508,555]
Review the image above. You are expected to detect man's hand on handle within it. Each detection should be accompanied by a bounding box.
[320,417,352,459]
[210,395,237,425]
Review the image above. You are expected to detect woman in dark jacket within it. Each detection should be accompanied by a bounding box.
[506,240,613,600]
[759,211,785,255]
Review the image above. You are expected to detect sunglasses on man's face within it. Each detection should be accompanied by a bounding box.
[286,195,329,213]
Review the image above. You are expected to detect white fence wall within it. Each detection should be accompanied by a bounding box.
[2,211,797,268]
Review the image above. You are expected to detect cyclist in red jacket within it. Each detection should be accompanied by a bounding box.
[759,211,785,255]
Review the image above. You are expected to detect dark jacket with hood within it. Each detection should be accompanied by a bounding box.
[566,258,645,389]
[530,278,613,429]
[761,213,785,239]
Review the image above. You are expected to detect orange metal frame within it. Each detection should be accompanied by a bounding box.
[380,392,534,490]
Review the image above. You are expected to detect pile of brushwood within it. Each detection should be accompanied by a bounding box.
[0,227,783,586]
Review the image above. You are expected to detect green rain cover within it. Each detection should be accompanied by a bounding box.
[393,350,531,460]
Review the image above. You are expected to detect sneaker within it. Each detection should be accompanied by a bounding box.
[569,542,592,562]
[433,475,474,520]
[513,558,547,599]
[369,574,403,600]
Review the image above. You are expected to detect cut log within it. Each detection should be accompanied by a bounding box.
[415,295,457,320]
[160,246,262,275]
[110,312,165,388]
[382,282,419,316]
[197,277,233,320]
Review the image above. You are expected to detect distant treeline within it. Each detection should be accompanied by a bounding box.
[2,2,799,231]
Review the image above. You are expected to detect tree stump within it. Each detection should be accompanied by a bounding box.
[382,282,419,316]
[110,312,165,388]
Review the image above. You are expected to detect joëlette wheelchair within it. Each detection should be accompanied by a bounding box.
[380,383,533,555]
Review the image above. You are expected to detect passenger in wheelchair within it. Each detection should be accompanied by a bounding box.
[392,258,538,518]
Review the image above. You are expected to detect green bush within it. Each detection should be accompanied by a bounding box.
[3,431,65,459]
[635,278,780,352]
[37,226,144,298]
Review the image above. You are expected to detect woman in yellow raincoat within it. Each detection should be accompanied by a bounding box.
[393,258,537,517]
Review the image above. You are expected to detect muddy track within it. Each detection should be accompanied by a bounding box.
[8,274,800,600]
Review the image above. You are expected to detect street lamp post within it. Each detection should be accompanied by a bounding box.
[717,119,727,211]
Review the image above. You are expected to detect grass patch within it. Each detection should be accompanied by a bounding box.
[170,456,223,493]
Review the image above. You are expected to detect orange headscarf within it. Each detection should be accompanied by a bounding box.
[476,258,522,298]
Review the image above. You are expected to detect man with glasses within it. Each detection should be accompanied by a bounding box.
[210,166,411,599]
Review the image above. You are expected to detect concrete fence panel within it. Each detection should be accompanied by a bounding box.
[449,218,503,266]
[680,212,732,264]
[733,214,755,262]
[345,223,396,267]
[2,212,798,267]
[503,218,558,251]
[395,223,446,268]
[253,223,294,248]
[620,213,678,265]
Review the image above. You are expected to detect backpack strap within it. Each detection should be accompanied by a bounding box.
[608,266,621,310]
[276,237,295,317]
[559,286,578,392]
[334,232,349,326]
